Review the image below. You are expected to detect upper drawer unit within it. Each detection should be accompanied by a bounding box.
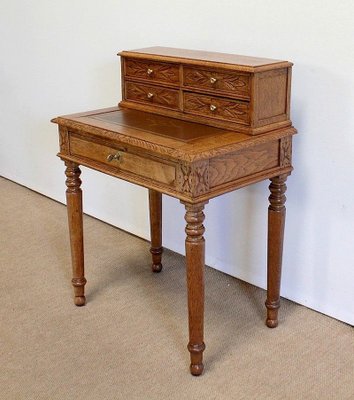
[125,58,179,85]
[119,47,293,135]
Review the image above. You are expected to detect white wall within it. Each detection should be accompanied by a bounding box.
[1,0,353,325]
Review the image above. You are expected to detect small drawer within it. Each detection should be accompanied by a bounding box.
[125,82,180,110]
[183,67,250,98]
[184,93,250,125]
[125,58,179,84]
[69,136,176,186]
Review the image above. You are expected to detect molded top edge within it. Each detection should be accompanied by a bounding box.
[118,46,292,72]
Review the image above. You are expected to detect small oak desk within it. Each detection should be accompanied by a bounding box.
[52,47,296,376]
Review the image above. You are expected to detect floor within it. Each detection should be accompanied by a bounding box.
[1,176,353,400]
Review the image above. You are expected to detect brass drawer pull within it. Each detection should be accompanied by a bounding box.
[210,104,217,111]
[147,92,154,99]
[210,77,217,84]
[107,151,123,162]
[147,68,153,75]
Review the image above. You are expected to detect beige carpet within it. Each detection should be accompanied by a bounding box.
[0,176,353,400]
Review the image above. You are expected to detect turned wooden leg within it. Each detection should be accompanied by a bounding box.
[183,201,207,376]
[266,174,287,328]
[65,162,86,306]
[149,189,163,273]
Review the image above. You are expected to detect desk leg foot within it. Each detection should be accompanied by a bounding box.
[65,162,86,306]
[183,201,207,376]
[188,342,206,376]
[149,190,163,273]
[266,174,287,328]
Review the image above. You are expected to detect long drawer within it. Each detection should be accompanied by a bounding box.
[69,135,176,186]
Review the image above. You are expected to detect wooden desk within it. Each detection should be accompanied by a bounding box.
[52,47,296,376]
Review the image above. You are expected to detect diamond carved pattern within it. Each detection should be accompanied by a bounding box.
[176,161,209,197]
[280,137,292,167]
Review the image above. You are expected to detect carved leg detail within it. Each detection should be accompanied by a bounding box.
[149,190,163,273]
[266,174,287,328]
[183,201,207,376]
[65,162,86,306]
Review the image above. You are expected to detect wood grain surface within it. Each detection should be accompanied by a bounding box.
[209,141,279,187]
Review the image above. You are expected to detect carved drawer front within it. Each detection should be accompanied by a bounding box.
[125,58,179,85]
[184,92,250,125]
[125,81,180,110]
[70,135,176,186]
[183,67,250,98]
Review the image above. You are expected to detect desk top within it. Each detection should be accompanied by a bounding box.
[53,107,295,162]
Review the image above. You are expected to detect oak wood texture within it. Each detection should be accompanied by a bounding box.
[149,189,163,273]
[209,141,279,188]
[183,202,207,375]
[52,47,296,376]
[119,47,292,135]
[65,162,86,306]
[266,175,288,328]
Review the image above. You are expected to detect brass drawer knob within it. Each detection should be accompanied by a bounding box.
[210,104,217,111]
[147,68,153,75]
[107,152,122,162]
[147,92,154,99]
[210,77,217,84]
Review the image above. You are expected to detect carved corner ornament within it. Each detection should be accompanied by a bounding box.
[280,136,292,167]
[176,160,209,197]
